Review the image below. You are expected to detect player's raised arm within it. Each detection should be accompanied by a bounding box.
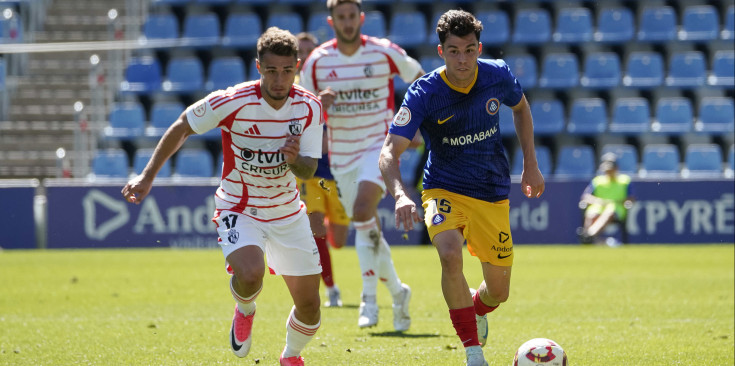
[511,95,545,198]
[379,133,421,231]
[121,112,196,204]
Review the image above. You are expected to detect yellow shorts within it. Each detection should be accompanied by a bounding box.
[422,188,513,266]
[297,177,350,226]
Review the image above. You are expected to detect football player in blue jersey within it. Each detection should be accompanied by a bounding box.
[379,9,545,366]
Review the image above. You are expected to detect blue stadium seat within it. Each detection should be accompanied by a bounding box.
[222,13,261,49]
[601,144,638,175]
[695,97,735,133]
[233,0,269,4]
[653,97,693,134]
[581,52,621,88]
[92,149,129,178]
[530,99,565,135]
[729,145,735,172]
[513,9,551,44]
[141,13,179,44]
[146,101,184,138]
[554,145,596,178]
[428,11,443,46]
[362,11,386,38]
[307,11,332,43]
[206,57,245,92]
[249,58,260,82]
[504,54,537,88]
[684,144,723,176]
[709,50,735,87]
[637,6,677,42]
[133,148,172,178]
[0,9,22,43]
[151,0,189,5]
[162,56,204,94]
[104,102,146,139]
[266,12,303,36]
[595,7,634,43]
[553,7,593,43]
[642,144,680,176]
[419,56,444,73]
[278,0,313,5]
[679,5,719,41]
[538,53,578,88]
[623,51,663,88]
[724,5,734,40]
[666,51,706,87]
[174,149,214,177]
[511,145,552,177]
[567,98,607,134]
[476,10,509,45]
[498,104,515,137]
[195,0,232,4]
[181,13,220,48]
[120,57,163,95]
[389,11,426,48]
[609,97,650,134]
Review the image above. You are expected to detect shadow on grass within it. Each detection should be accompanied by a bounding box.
[369,331,441,338]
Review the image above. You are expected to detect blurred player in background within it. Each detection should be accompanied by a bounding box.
[295,32,350,307]
[379,10,545,366]
[578,153,634,246]
[122,28,324,366]
[300,0,424,331]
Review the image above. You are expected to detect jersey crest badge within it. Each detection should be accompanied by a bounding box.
[193,103,206,117]
[288,119,302,135]
[486,98,500,115]
[431,213,446,226]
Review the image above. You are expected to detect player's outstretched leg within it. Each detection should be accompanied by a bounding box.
[470,288,488,347]
[280,306,319,365]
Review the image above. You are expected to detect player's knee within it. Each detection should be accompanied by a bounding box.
[436,247,463,273]
[231,264,265,287]
[485,286,510,304]
[295,297,321,321]
[352,202,375,222]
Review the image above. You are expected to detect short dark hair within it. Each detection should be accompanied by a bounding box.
[257,27,298,60]
[436,10,483,44]
[326,0,361,13]
[295,32,318,45]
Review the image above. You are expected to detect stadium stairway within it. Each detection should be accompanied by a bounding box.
[0,0,126,178]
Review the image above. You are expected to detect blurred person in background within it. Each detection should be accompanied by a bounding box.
[300,0,424,331]
[122,28,324,366]
[578,153,635,246]
[295,31,350,308]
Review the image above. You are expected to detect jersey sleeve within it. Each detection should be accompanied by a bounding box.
[388,82,425,140]
[498,60,524,108]
[185,90,226,134]
[298,98,324,159]
[380,39,422,83]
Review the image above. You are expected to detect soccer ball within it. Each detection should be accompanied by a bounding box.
[513,338,567,366]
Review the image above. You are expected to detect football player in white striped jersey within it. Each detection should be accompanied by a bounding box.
[123,27,325,366]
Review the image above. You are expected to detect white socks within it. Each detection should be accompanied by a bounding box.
[283,306,320,358]
[354,217,403,301]
[230,277,259,315]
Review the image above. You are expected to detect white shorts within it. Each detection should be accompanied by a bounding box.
[332,147,386,218]
[215,209,321,276]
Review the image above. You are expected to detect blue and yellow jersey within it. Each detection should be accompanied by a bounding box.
[389,59,524,202]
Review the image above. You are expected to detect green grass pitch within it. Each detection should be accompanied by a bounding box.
[1,245,733,365]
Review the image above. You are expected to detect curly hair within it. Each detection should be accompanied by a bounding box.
[436,10,483,45]
[326,0,361,13]
[257,27,298,60]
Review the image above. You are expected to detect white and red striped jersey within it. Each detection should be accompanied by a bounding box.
[186,80,323,223]
[299,35,421,174]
